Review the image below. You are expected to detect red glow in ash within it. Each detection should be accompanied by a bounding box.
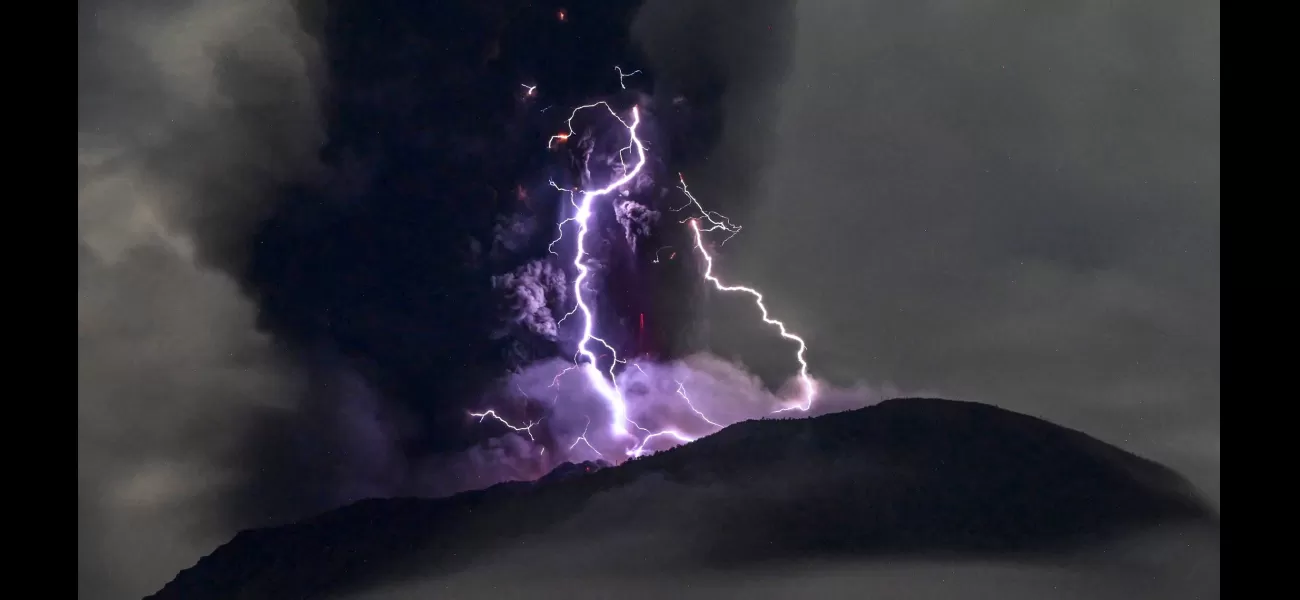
[557,9,567,22]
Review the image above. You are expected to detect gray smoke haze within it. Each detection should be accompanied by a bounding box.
[346,469,1218,600]
[650,0,1219,507]
[78,0,326,597]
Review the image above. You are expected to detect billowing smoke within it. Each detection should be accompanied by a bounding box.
[78,0,325,597]
[492,259,569,340]
[615,199,660,251]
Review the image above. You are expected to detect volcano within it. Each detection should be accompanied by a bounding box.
[145,398,1217,599]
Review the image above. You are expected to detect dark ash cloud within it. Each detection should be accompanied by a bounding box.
[78,0,326,597]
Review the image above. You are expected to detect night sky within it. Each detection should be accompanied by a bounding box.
[78,1,1218,599]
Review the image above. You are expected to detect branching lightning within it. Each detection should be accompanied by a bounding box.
[614,66,641,90]
[569,416,604,458]
[469,410,541,441]
[674,175,743,246]
[473,67,820,469]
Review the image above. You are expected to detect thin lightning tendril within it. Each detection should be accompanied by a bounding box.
[688,217,817,412]
[627,429,694,458]
[469,410,541,441]
[614,66,641,90]
[569,416,604,458]
[673,175,743,245]
[675,380,723,428]
[547,182,580,256]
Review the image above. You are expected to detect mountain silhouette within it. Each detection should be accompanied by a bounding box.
[146,398,1216,599]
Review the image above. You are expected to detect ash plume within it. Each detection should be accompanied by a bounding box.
[615,199,660,251]
[631,0,797,208]
[80,1,804,598]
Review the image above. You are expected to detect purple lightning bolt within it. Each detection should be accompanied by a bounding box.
[559,102,647,437]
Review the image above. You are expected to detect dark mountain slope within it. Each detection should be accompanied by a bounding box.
[147,398,1216,599]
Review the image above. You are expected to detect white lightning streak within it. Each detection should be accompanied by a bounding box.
[688,219,817,412]
[469,410,540,441]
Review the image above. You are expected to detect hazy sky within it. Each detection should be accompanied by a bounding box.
[696,0,1219,503]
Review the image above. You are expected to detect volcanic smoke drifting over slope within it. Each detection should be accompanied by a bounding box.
[79,1,803,598]
[148,399,1219,600]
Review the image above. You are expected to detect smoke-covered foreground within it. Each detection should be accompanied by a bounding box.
[148,399,1218,599]
[352,526,1219,600]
